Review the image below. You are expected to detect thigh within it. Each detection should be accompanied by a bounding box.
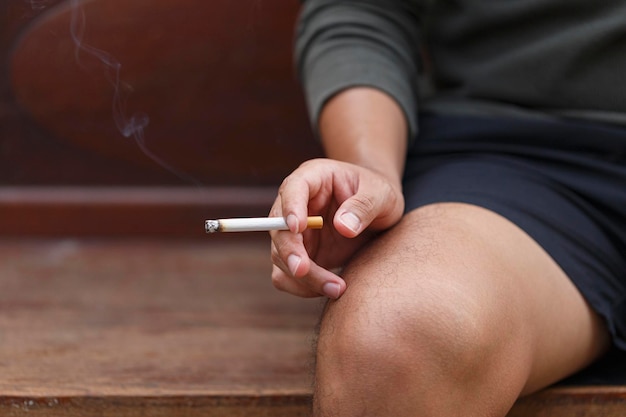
[406,114,626,351]
[333,202,610,395]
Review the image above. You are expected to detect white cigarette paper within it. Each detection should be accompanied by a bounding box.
[205,216,323,233]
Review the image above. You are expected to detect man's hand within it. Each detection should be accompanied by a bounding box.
[269,158,404,299]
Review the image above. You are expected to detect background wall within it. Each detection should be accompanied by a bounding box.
[0,0,319,186]
[0,0,322,237]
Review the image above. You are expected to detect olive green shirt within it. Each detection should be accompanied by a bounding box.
[296,0,626,139]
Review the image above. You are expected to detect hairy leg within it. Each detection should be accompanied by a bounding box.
[313,203,609,417]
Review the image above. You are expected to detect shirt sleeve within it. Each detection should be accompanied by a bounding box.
[295,0,423,140]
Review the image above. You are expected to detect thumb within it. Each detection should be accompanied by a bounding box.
[333,194,378,238]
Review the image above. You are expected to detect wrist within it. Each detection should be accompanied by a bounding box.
[318,87,407,186]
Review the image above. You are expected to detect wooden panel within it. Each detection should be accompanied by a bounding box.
[0,239,319,416]
[0,186,279,238]
[2,0,322,186]
[508,387,626,417]
[0,396,311,417]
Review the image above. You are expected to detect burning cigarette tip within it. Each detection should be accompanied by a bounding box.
[205,220,220,233]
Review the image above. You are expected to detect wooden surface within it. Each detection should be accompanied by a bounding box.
[509,386,626,417]
[0,238,625,416]
[0,238,320,416]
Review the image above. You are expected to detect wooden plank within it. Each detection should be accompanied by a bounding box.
[508,386,626,417]
[0,396,311,417]
[0,186,277,237]
[0,239,320,416]
[0,238,624,416]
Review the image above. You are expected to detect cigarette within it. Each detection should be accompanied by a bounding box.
[205,216,323,233]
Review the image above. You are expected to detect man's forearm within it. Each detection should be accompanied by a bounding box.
[318,87,409,186]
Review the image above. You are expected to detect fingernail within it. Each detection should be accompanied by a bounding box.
[340,212,361,233]
[287,254,301,276]
[287,214,299,233]
[322,282,341,299]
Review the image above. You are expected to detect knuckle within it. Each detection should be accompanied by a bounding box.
[270,241,278,264]
[272,234,293,258]
[270,248,282,266]
[271,273,284,290]
[278,176,292,195]
[268,201,282,218]
[271,270,290,293]
[352,194,377,214]
[298,158,321,169]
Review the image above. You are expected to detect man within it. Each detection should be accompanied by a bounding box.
[270,1,626,415]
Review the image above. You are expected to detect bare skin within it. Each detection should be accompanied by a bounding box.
[270,88,407,299]
[269,87,610,416]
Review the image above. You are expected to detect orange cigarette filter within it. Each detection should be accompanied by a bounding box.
[306,216,324,230]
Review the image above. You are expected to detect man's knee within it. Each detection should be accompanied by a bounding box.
[312,239,533,416]
[317,272,500,378]
[310,203,605,416]
[316,266,522,406]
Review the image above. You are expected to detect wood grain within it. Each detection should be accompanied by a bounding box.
[0,186,277,238]
[509,386,626,417]
[0,239,319,416]
[0,239,625,416]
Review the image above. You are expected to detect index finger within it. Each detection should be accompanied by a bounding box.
[275,168,318,233]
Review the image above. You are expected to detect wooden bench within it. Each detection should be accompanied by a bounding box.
[0,191,624,417]
[1,1,624,415]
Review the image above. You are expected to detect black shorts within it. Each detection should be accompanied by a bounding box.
[403,113,626,351]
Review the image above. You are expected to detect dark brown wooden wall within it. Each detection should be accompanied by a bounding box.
[1,0,321,187]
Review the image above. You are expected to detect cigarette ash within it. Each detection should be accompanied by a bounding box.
[205,220,220,234]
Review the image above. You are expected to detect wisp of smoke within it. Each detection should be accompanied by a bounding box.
[27,0,49,11]
[25,0,202,186]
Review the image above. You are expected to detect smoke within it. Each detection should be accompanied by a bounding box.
[68,0,150,140]
[26,0,49,11]
[24,0,202,185]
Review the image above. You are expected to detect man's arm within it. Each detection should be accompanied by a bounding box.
[296,0,423,142]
